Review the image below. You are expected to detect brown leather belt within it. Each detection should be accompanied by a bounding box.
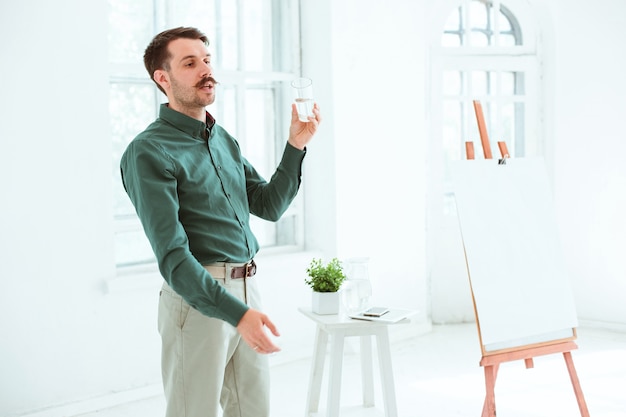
[203,260,257,279]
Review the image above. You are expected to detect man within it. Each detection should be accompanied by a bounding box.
[120,27,321,417]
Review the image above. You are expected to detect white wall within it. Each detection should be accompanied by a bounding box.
[1,0,625,416]
[301,0,429,329]
[548,0,626,327]
[0,1,162,415]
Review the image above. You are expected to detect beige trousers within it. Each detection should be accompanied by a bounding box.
[158,274,269,417]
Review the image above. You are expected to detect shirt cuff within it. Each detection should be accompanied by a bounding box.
[216,295,250,327]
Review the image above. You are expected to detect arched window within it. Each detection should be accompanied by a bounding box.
[429,0,541,215]
[437,0,539,164]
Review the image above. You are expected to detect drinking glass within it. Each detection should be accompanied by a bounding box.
[291,77,314,122]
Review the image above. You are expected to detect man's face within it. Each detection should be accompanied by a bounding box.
[157,38,216,116]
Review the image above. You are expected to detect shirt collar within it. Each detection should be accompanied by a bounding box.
[159,103,215,139]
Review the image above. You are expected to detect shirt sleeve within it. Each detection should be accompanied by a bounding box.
[245,142,306,221]
[120,139,249,327]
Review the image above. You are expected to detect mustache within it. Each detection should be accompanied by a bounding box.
[196,76,219,88]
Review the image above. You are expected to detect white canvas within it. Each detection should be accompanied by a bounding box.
[450,157,578,352]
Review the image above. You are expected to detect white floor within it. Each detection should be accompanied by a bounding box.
[76,323,626,417]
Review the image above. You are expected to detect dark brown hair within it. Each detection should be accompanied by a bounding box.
[143,27,209,94]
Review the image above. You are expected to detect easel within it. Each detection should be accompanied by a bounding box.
[465,100,509,161]
[463,100,590,417]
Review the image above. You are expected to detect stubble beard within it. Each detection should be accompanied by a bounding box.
[170,76,216,113]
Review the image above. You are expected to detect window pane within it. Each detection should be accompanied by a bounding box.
[219,0,239,70]
[500,102,515,149]
[498,10,512,31]
[251,210,298,247]
[498,33,516,47]
[170,0,216,26]
[471,71,488,96]
[443,71,462,96]
[243,0,271,71]
[469,1,487,28]
[110,82,158,217]
[115,228,155,266]
[170,0,217,45]
[108,0,155,63]
[443,7,460,31]
[501,71,514,95]
[442,33,462,47]
[207,84,237,136]
[469,31,489,47]
[276,214,297,245]
[250,216,276,247]
[442,100,463,163]
[244,87,276,178]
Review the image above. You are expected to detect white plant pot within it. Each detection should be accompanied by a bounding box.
[311,291,340,315]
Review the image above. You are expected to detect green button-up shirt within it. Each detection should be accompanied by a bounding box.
[120,104,305,326]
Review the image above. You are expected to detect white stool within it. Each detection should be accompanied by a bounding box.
[299,307,403,417]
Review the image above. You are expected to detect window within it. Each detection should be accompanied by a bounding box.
[429,0,541,216]
[109,0,301,269]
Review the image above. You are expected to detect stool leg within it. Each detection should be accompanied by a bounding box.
[376,327,398,417]
[327,329,346,417]
[305,326,328,417]
[360,335,375,407]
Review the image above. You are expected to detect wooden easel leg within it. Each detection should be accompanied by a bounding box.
[563,351,590,417]
[481,364,498,417]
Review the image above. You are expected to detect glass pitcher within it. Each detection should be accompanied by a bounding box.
[341,257,372,314]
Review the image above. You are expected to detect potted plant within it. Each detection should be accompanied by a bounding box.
[305,257,346,314]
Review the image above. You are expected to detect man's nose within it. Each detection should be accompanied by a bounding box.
[201,62,213,78]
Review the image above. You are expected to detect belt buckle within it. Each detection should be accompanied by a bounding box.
[245,260,256,278]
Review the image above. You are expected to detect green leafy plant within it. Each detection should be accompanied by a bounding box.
[305,258,346,293]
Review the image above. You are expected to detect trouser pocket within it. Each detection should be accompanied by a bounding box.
[158,285,191,331]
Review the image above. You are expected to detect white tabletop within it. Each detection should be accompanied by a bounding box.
[298,307,411,329]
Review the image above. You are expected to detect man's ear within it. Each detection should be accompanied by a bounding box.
[154,69,170,92]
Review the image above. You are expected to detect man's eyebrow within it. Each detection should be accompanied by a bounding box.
[180,53,211,62]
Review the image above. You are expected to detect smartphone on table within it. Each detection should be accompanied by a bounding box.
[363,307,389,317]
